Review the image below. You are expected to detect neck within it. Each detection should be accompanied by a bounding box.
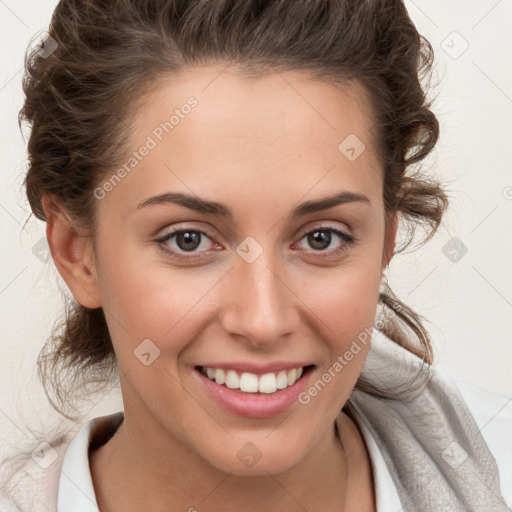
[90,411,353,512]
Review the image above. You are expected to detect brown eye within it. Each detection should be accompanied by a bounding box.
[307,230,332,250]
[175,231,202,251]
[157,229,215,254]
[295,227,356,258]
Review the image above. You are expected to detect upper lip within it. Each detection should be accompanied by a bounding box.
[196,362,314,375]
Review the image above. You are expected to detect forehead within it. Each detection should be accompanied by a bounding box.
[103,66,383,214]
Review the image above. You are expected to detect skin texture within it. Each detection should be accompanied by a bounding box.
[44,65,397,511]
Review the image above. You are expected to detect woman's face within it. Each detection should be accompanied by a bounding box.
[88,66,394,475]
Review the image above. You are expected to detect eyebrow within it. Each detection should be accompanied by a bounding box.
[134,190,371,218]
[290,191,371,217]
[135,192,232,217]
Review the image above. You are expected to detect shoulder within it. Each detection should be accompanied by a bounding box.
[451,378,512,507]
[350,329,512,509]
[0,436,70,512]
[0,422,81,512]
[0,412,124,512]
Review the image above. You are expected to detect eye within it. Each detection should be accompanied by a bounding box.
[172,231,206,251]
[296,227,355,256]
[155,228,219,260]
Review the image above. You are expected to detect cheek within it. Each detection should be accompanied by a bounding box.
[298,217,386,334]
[292,265,380,415]
[95,219,383,368]
[94,235,223,358]
[301,257,382,330]
[298,256,382,388]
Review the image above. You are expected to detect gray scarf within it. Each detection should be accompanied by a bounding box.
[348,331,510,511]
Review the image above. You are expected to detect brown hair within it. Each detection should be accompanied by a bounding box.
[20,0,447,420]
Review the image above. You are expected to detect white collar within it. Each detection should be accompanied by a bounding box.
[342,403,403,511]
[57,412,123,512]
[57,408,401,511]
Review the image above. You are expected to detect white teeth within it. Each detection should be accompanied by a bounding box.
[287,368,297,386]
[225,370,239,389]
[214,368,225,385]
[276,370,288,389]
[202,366,307,394]
[240,372,259,392]
[259,373,277,394]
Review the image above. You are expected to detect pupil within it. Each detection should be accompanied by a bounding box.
[177,232,201,251]
[309,230,331,250]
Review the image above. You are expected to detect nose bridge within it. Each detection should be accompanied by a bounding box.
[220,249,297,346]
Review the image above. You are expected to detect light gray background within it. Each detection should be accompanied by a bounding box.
[1,0,511,448]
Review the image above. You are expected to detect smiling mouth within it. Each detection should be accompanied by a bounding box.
[194,365,315,394]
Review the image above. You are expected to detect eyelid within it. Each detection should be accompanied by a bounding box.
[154,225,222,260]
[288,223,357,261]
[155,222,217,242]
[295,221,355,241]
[155,222,357,261]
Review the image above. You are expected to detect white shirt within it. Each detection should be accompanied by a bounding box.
[56,380,512,511]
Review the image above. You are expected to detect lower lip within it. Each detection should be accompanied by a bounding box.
[194,366,314,419]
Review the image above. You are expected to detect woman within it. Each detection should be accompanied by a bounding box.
[2,0,510,511]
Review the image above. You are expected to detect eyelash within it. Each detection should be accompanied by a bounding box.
[155,226,357,261]
[296,227,356,259]
[155,228,217,261]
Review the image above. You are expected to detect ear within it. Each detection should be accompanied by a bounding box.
[42,195,102,308]
[381,212,398,272]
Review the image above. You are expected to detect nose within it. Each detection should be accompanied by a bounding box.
[218,253,300,348]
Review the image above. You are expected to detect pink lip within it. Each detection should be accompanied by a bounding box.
[195,361,313,376]
[194,365,314,419]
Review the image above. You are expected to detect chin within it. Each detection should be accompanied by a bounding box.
[199,436,311,477]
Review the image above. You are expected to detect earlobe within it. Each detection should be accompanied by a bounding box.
[42,195,102,309]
